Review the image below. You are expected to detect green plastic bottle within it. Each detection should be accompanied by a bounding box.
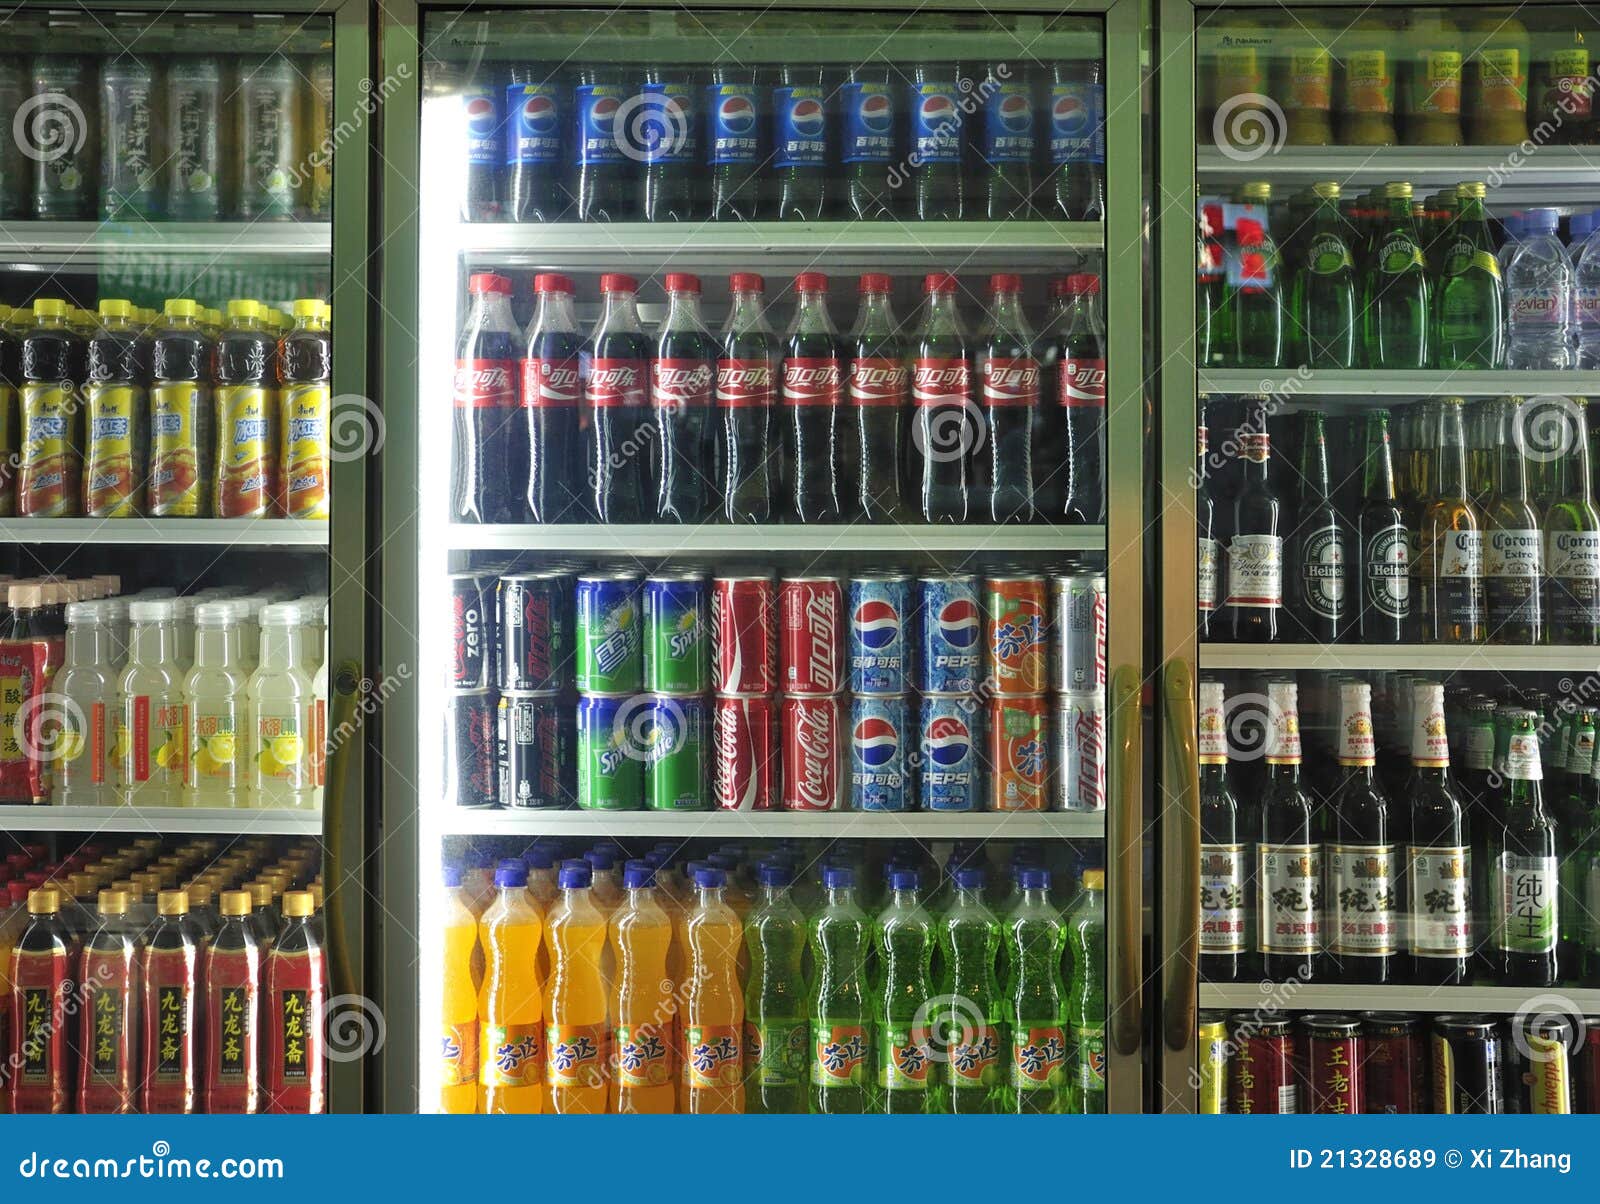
[743,862,809,1115]
[808,865,873,1113]
[939,865,1005,1114]
[1004,867,1068,1114]
[1065,869,1108,1113]
[874,869,941,1114]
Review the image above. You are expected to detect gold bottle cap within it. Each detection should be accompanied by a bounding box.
[282,891,314,918]
[310,883,324,910]
[1083,869,1105,891]
[1241,180,1271,202]
[1312,181,1340,200]
[97,889,129,915]
[220,890,253,917]
[156,889,189,917]
[26,888,60,914]
[248,882,273,907]
[186,882,214,908]
[1384,181,1414,200]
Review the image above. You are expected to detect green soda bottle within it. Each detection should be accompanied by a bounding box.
[742,862,809,1114]
[938,865,1005,1114]
[1004,867,1068,1114]
[1291,181,1358,368]
[1361,181,1431,368]
[808,865,872,1113]
[874,869,942,1114]
[1432,182,1506,368]
[1065,869,1107,1113]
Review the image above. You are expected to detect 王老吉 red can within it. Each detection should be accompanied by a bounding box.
[1228,1015,1297,1114]
[1301,1013,1363,1115]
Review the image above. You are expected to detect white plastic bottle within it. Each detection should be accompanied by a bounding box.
[183,601,247,808]
[1576,217,1600,369]
[117,599,186,806]
[311,602,328,811]
[246,602,315,809]
[170,594,197,669]
[1505,207,1575,370]
[52,600,116,806]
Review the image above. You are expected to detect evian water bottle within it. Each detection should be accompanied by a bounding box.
[1505,207,1575,370]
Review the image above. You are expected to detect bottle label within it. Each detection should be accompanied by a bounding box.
[1443,238,1500,279]
[980,356,1039,407]
[1199,842,1247,954]
[125,696,186,784]
[908,80,963,163]
[1226,533,1283,608]
[911,357,972,408]
[982,81,1034,164]
[1328,843,1397,955]
[949,1024,1001,1085]
[613,1022,670,1088]
[1286,48,1332,112]
[81,956,128,1081]
[1363,523,1411,619]
[1511,291,1564,324]
[149,382,205,515]
[1477,49,1526,109]
[545,1022,608,1088]
[215,385,274,515]
[751,1019,806,1086]
[482,1022,543,1088]
[1197,689,1226,762]
[255,709,305,787]
[774,85,826,169]
[1240,431,1269,462]
[1010,1025,1067,1090]
[879,1024,934,1089]
[811,1022,869,1088]
[1412,51,1463,114]
[504,82,561,166]
[574,84,628,165]
[1378,233,1424,274]
[782,357,841,408]
[706,83,760,165]
[1438,528,1482,579]
[586,357,647,409]
[281,384,330,521]
[189,705,238,788]
[637,80,697,165]
[717,359,775,409]
[1343,50,1393,113]
[1307,231,1353,274]
[1258,843,1320,954]
[1337,689,1375,764]
[1505,729,1543,780]
[63,697,106,788]
[1545,49,1591,118]
[1266,701,1302,763]
[651,358,714,409]
[1465,722,1495,770]
[1216,49,1261,98]
[452,359,514,409]
[462,89,500,166]
[13,950,65,1087]
[1578,288,1600,329]
[685,1023,741,1088]
[309,698,327,789]
[441,1020,478,1086]
[848,357,907,407]
[521,357,580,409]
[1198,537,1221,612]
[1298,523,1346,620]
[1408,845,1471,956]
[1059,357,1106,407]
[1050,81,1104,165]
[207,967,254,1086]
[145,954,194,1085]
[84,384,140,515]
[1075,1025,1108,1095]
[1548,530,1600,629]
[1493,853,1558,953]
[840,81,894,164]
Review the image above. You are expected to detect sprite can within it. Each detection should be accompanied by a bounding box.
[576,570,642,693]
[645,694,707,811]
[576,692,642,811]
[644,569,708,694]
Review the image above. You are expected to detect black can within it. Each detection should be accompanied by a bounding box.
[449,571,495,689]
[1360,1013,1426,1114]
[1431,1015,1504,1114]
[1508,1017,1575,1114]
[498,569,572,693]
[497,691,566,809]
[445,687,498,809]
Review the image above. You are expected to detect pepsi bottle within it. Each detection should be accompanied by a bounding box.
[912,273,974,523]
[840,62,897,220]
[640,66,701,222]
[460,68,503,222]
[783,272,844,522]
[650,272,717,522]
[573,67,633,222]
[847,273,910,522]
[585,274,651,522]
[980,65,1035,220]
[1051,274,1107,524]
[773,64,829,221]
[522,273,584,522]
[909,63,966,221]
[707,63,764,221]
[505,65,567,223]
[451,274,519,523]
[1048,59,1105,222]
[719,273,776,523]
[979,273,1039,523]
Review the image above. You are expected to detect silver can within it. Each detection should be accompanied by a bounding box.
[1051,572,1107,693]
[1054,690,1106,812]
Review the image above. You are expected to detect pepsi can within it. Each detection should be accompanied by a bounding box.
[850,694,909,812]
[917,574,982,695]
[848,572,909,695]
[918,694,982,812]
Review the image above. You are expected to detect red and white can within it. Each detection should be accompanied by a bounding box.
[781,694,844,811]
[1054,690,1107,812]
[779,575,844,696]
[712,573,775,695]
[713,694,776,811]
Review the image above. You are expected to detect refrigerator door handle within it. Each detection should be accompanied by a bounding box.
[1109,662,1142,1061]
[323,658,364,999]
[1160,657,1200,1056]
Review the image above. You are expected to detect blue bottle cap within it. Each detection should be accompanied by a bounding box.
[466,849,492,869]
[522,848,555,871]
[1528,207,1560,231]
[708,852,740,870]
[954,867,986,891]
[1019,868,1052,891]
[585,848,617,870]
[684,859,710,878]
[881,860,906,880]
[890,869,919,892]
[756,863,792,888]
[823,866,855,890]
[694,867,727,889]
[558,863,593,890]
[643,849,670,869]
[494,861,528,888]
[623,861,656,890]
[441,865,464,888]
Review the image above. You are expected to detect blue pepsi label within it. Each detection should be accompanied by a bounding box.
[706,82,760,165]
[462,89,501,166]
[919,696,981,812]
[505,82,561,166]
[840,81,895,164]
[1049,81,1104,165]
[917,577,982,695]
[982,80,1035,164]
[773,85,826,169]
[849,576,908,694]
[909,81,964,163]
[574,83,628,165]
[637,80,698,165]
[852,695,908,813]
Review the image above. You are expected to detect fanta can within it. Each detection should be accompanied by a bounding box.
[149,299,214,517]
[544,860,611,1113]
[214,300,279,518]
[683,866,744,1113]
[18,299,85,517]
[610,860,676,1113]
[477,859,543,1114]
[278,299,330,519]
[83,299,149,517]
[988,694,1049,811]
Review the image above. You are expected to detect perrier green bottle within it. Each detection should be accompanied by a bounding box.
[1432,182,1506,368]
[1361,181,1431,369]
[1291,181,1358,368]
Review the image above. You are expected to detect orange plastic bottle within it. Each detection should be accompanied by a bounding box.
[1402,12,1464,145]
[439,866,481,1113]
[683,866,745,1114]
[544,861,611,1114]
[1337,16,1398,145]
[610,861,676,1113]
[477,860,543,1114]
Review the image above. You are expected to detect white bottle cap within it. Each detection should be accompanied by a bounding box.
[128,599,175,622]
[64,600,104,625]
[194,601,237,628]
[260,603,298,627]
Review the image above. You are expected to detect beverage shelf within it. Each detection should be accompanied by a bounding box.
[0,805,323,837]
[1200,982,1600,1016]
[454,220,1103,272]
[1197,145,1600,190]
[0,518,329,547]
[0,220,331,267]
[445,522,1105,556]
[439,809,1105,841]
[1199,369,1600,398]
[1202,643,1597,675]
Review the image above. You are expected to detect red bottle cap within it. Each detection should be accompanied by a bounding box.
[599,273,638,294]
[794,271,829,293]
[534,273,574,295]
[858,272,892,293]
[923,272,959,294]
[989,273,1023,293]
[729,272,765,293]
[468,273,510,295]
[664,272,701,294]
[1067,273,1101,295]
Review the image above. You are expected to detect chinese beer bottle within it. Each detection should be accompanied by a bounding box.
[1257,680,1321,983]
[1490,710,1561,987]
[1198,680,1248,982]
[264,890,327,1113]
[1226,398,1284,642]
[202,889,262,1113]
[77,889,138,1113]
[1325,680,1398,984]
[138,889,198,1113]
[1406,681,1472,986]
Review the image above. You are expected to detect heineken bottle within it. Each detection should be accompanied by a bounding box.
[1405,680,1472,986]
[1432,182,1507,368]
[1291,181,1358,368]
[1361,181,1431,369]
[1356,409,1412,642]
[1489,708,1560,987]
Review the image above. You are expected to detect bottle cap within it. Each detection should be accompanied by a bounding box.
[259,602,298,627]
[954,866,986,890]
[522,847,554,871]
[220,889,253,917]
[693,867,726,889]
[756,862,792,888]
[97,889,129,915]
[1312,181,1340,199]
[890,869,919,892]
[466,274,509,295]
[729,272,764,293]
[584,847,616,871]
[283,891,314,918]
[156,889,189,916]
[1019,868,1051,890]
[494,860,527,888]
[186,882,213,907]
[1527,206,1560,231]
[1082,869,1105,891]
[26,887,59,914]
[98,298,133,318]
[858,272,892,293]
[1066,273,1101,295]
[33,298,67,318]
[64,600,103,625]
[923,272,959,294]
[165,298,199,318]
[440,865,463,888]
[226,299,256,320]
[663,272,701,294]
[193,600,239,627]
[533,273,574,294]
[558,862,592,890]
[623,861,655,890]
[989,273,1023,293]
[127,598,174,622]
[599,273,637,294]
[248,881,273,906]
[822,865,855,890]
[794,271,828,293]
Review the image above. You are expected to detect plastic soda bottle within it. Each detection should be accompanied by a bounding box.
[184,601,246,807]
[17,298,86,517]
[875,868,941,1113]
[544,860,611,1113]
[478,859,544,1114]
[202,889,262,1113]
[809,864,873,1113]
[148,299,214,516]
[139,889,199,1113]
[214,300,279,518]
[53,600,115,806]
[117,599,186,806]
[8,888,74,1112]
[279,299,331,519]
[439,865,480,1112]
[76,889,138,1112]
[610,860,675,1113]
[683,865,744,1113]
[1065,869,1107,1112]
[939,865,1005,1113]
[742,861,808,1114]
[1005,867,1068,1113]
[262,891,327,1113]
[84,299,150,517]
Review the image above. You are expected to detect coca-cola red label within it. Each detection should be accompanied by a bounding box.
[716,359,775,409]
[782,357,842,407]
[651,358,715,408]
[981,356,1040,407]
[848,358,908,407]
[714,696,773,811]
[453,359,514,408]
[520,357,580,409]
[587,357,647,409]
[912,357,972,407]
[1060,357,1107,407]
[780,579,843,695]
[783,696,840,812]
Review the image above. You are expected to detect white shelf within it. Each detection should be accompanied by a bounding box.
[0,518,329,546]
[0,221,330,267]
[1199,369,1600,398]
[0,805,323,837]
[439,809,1105,840]
[1201,982,1600,1015]
[1202,643,1597,675]
[1197,145,1600,192]
[446,523,1104,556]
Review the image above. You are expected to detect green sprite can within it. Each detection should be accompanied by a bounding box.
[576,692,643,811]
[644,569,708,695]
[575,570,642,693]
[645,694,707,811]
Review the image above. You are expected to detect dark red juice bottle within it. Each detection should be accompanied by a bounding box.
[264,891,326,1114]
[9,887,73,1113]
[202,889,262,1113]
[138,889,198,1114]
[76,888,138,1113]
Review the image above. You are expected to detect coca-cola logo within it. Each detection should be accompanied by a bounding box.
[452,360,513,407]
[805,592,839,691]
[912,360,971,401]
[651,359,715,408]
[522,357,580,408]
[717,360,774,408]
[783,358,841,406]
[849,359,907,406]
[981,357,1039,406]
[588,359,645,408]
[1061,358,1106,405]
[1075,706,1105,804]
[792,704,835,807]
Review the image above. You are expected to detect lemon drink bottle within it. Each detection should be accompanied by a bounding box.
[309,602,328,811]
[183,601,246,807]
[53,600,115,806]
[117,599,186,805]
[246,602,314,809]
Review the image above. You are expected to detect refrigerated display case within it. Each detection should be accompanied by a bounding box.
[379,0,1146,1114]
[0,0,372,1113]
[1159,0,1600,1114]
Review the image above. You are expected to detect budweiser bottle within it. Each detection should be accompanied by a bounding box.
[584,273,651,523]
[783,273,844,523]
[650,272,717,523]
[911,272,974,524]
[521,273,584,523]
[718,273,777,524]
[979,272,1039,523]
[846,273,909,522]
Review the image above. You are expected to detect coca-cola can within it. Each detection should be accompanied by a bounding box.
[779,575,844,695]
[713,694,775,811]
[1054,690,1106,812]
[448,571,493,689]
[1051,572,1107,693]
[781,694,844,811]
[445,688,497,809]
[712,573,775,695]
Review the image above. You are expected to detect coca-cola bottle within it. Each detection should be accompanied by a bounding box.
[911,272,974,523]
[521,273,583,523]
[718,272,776,523]
[979,272,1039,523]
[584,273,651,523]
[782,272,844,523]
[650,272,717,523]
[1050,273,1107,525]
[451,273,519,524]
[846,273,909,523]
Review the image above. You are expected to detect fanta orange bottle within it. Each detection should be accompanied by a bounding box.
[683,866,745,1114]
[544,861,610,1114]
[477,860,543,1114]
[610,860,676,1113]
[440,866,480,1114]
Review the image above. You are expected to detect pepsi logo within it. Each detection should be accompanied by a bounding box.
[520,93,558,134]
[856,91,893,133]
[786,97,825,138]
[852,599,899,651]
[465,96,497,136]
[937,598,980,649]
[924,715,970,767]
[853,716,898,768]
[1053,92,1090,136]
[919,93,958,128]
[994,91,1032,134]
[718,94,756,135]
[589,94,621,133]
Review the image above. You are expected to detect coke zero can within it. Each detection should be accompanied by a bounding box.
[445,688,497,809]
[712,573,775,695]
[782,694,843,811]
[497,569,570,693]
[848,573,910,695]
[496,692,564,808]
[1055,691,1106,812]
[1052,571,1107,693]
[713,694,775,811]
[780,575,844,695]
[850,694,909,812]
[449,572,493,689]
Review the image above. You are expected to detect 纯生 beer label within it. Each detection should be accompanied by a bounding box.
[1408,846,1471,957]
[1257,843,1320,953]
[1200,843,1247,954]
[1328,844,1397,955]
[1493,853,1558,953]
[1225,533,1282,609]
[1505,730,1543,781]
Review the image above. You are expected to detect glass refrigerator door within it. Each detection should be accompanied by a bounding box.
[1161,0,1600,1115]
[381,0,1146,1114]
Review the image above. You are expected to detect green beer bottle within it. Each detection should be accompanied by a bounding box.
[1489,709,1561,987]
[1482,398,1545,645]
[809,865,872,1113]
[1559,708,1597,979]
[1231,181,1285,368]
[874,869,942,1114]
[1004,867,1068,1114]
[1361,181,1431,368]
[938,865,1004,1113]
[1432,182,1506,369]
[1291,181,1358,368]
[1065,869,1106,1113]
[743,862,809,1114]
[1543,396,1600,644]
